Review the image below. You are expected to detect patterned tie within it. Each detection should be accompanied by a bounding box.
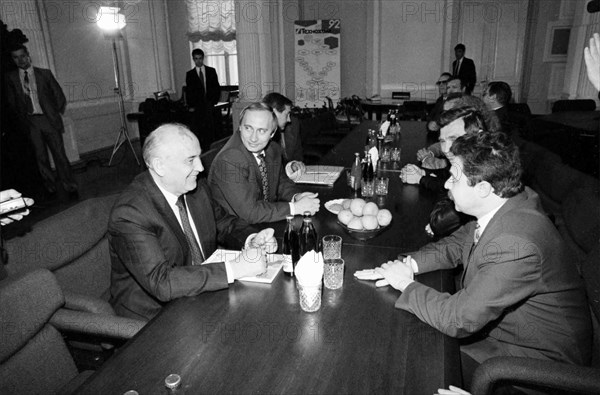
[176,195,205,265]
[198,68,206,98]
[23,71,34,114]
[473,223,481,245]
[257,153,270,201]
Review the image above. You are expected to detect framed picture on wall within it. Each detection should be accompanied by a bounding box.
[543,21,571,62]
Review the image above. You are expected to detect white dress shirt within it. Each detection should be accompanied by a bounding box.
[155,183,234,283]
[19,67,43,114]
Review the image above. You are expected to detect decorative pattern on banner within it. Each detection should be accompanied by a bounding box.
[294,19,341,108]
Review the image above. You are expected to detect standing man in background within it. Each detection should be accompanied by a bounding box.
[5,44,78,196]
[185,49,221,147]
[452,44,477,94]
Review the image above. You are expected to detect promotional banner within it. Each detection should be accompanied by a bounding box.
[294,19,341,108]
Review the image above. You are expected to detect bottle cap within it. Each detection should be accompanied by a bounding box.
[303,211,311,216]
[286,214,294,220]
[165,374,182,389]
[123,391,139,395]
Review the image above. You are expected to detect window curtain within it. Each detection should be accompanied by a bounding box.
[186,0,237,84]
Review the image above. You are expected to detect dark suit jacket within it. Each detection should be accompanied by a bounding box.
[452,57,477,91]
[185,65,220,108]
[108,171,254,320]
[208,131,300,224]
[396,188,592,365]
[275,122,304,163]
[5,67,66,132]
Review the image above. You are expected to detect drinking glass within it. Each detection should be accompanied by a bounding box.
[322,235,342,259]
[298,283,322,312]
[375,177,389,196]
[380,147,391,163]
[324,258,344,289]
[391,147,401,162]
[361,178,374,197]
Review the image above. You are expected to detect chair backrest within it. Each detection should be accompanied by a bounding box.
[4,195,117,301]
[0,269,78,394]
[219,90,231,103]
[209,136,230,152]
[200,147,221,173]
[552,99,596,113]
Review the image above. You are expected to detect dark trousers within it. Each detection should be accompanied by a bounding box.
[27,114,76,191]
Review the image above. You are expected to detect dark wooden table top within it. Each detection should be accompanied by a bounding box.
[269,120,440,251]
[77,121,460,395]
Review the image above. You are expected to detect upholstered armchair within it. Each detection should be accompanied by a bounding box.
[3,195,146,345]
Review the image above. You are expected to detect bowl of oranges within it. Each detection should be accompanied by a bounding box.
[336,198,392,241]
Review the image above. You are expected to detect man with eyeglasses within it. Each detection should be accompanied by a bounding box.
[208,102,320,224]
[427,72,452,132]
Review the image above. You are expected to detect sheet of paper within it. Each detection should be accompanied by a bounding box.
[203,249,283,283]
[293,165,344,186]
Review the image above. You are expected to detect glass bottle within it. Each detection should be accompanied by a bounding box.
[350,152,362,191]
[366,154,374,181]
[299,211,318,257]
[282,215,299,276]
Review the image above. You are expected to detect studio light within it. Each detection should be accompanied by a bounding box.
[97,6,139,166]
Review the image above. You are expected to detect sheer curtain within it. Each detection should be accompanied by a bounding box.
[186,0,238,85]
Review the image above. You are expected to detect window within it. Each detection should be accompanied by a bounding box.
[190,41,238,85]
[186,0,238,85]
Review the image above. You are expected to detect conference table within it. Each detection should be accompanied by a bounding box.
[77,121,461,394]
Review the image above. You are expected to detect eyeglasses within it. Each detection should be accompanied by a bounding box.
[436,80,449,86]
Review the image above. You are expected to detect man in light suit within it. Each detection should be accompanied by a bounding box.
[208,102,320,224]
[452,44,477,94]
[185,49,221,147]
[109,123,276,321]
[5,45,77,195]
[376,131,591,388]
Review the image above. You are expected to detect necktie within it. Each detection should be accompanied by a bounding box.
[23,71,34,114]
[280,133,288,161]
[176,195,205,265]
[198,68,206,98]
[257,153,270,201]
[473,223,481,245]
[455,59,462,76]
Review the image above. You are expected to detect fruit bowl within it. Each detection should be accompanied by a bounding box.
[336,220,390,241]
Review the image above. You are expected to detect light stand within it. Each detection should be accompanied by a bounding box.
[97,7,139,166]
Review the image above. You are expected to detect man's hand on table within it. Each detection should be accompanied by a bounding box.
[354,256,418,291]
[400,164,425,184]
[374,258,416,291]
[436,385,471,395]
[417,148,434,161]
[285,160,306,181]
[230,247,268,279]
[293,192,320,215]
[1,189,34,226]
[246,228,278,253]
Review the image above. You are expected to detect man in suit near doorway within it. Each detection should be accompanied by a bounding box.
[185,49,221,147]
[5,44,77,196]
[452,44,477,94]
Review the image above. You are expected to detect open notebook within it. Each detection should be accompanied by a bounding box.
[293,165,344,186]
[203,249,283,283]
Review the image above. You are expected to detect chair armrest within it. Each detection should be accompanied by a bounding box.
[471,356,600,395]
[50,308,145,339]
[63,291,115,315]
